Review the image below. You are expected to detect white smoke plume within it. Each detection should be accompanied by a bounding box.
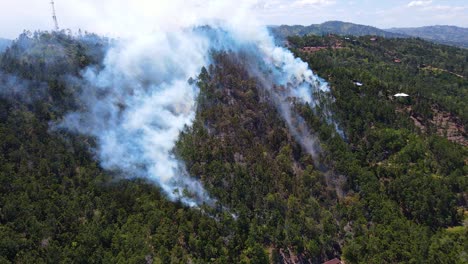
[60,31,213,207]
[55,0,341,207]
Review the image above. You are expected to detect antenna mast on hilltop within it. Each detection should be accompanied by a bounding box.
[50,0,59,31]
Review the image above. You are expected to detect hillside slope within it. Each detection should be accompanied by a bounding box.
[0,32,466,263]
[288,34,467,263]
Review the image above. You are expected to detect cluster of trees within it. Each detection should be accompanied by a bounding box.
[0,31,466,263]
[0,32,236,263]
[177,52,343,262]
[289,35,468,126]
[289,35,467,263]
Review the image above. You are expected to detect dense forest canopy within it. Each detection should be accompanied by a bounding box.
[0,31,466,263]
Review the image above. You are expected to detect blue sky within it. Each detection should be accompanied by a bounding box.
[256,0,468,27]
[0,0,466,38]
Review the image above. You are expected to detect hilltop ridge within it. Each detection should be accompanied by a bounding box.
[386,25,468,48]
[270,21,468,48]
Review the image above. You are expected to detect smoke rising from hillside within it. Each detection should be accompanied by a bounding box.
[60,31,213,207]
[57,0,340,207]
[0,72,49,103]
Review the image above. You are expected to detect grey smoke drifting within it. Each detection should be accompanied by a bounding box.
[55,1,342,207]
[0,72,49,103]
[202,28,341,159]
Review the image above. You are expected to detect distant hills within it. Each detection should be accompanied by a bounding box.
[270,21,468,48]
[0,38,11,52]
[386,26,468,48]
[271,21,406,39]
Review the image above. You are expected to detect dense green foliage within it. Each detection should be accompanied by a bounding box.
[289,34,467,263]
[0,32,237,264]
[0,32,466,263]
[289,35,468,126]
[178,53,343,262]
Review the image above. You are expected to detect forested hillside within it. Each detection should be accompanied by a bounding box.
[271,21,405,41]
[0,31,466,263]
[288,34,467,262]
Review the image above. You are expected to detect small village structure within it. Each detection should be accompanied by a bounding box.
[394,93,409,97]
[353,80,363,86]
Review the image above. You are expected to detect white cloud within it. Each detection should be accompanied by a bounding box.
[408,0,432,7]
[424,5,468,11]
[292,0,336,7]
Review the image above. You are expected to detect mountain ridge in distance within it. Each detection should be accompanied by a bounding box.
[0,38,11,52]
[271,20,405,39]
[386,25,468,48]
[270,21,468,48]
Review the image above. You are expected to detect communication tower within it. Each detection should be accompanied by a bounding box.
[50,1,59,31]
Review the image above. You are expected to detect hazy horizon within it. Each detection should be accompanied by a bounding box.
[2,20,466,40]
[272,20,467,28]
